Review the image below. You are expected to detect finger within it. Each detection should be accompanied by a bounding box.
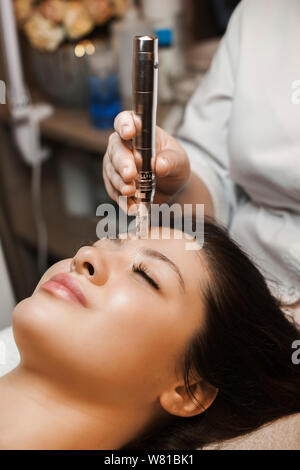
[114,111,139,140]
[118,194,136,215]
[106,157,136,196]
[114,111,142,140]
[103,167,136,214]
[108,132,137,182]
[103,166,120,204]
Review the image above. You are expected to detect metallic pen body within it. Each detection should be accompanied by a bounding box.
[132,36,158,237]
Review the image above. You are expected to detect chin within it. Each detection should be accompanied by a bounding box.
[13,296,35,333]
[12,293,56,367]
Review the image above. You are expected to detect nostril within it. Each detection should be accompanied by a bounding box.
[84,262,94,276]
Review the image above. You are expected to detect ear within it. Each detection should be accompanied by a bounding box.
[159,378,218,418]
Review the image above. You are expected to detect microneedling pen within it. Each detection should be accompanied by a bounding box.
[132,35,158,238]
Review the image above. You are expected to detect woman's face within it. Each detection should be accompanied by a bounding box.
[13,229,205,410]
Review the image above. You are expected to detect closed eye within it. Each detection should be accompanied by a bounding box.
[132,263,160,291]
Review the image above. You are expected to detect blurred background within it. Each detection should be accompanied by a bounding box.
[0,0,240,328]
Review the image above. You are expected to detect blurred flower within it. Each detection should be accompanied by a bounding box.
[83,0,113,25]
[38,0,66,23]
[24,13,65,51]
[63,1,94,39]
[16,0,128,52]
[14,0,35,24]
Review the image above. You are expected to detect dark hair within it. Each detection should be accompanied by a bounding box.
[225,0,241,8]
[125,218,300,449]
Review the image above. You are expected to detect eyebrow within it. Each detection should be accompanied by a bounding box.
[96,238,186,292]
[141,248,186,292]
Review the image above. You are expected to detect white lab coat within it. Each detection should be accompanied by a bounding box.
[177,0,300,304]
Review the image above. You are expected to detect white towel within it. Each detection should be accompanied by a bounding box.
[0,325,20,377]
[203,413,300,450]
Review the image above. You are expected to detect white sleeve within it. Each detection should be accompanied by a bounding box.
[176,2,243,226]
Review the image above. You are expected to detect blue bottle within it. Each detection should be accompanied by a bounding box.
[88,44,122,129]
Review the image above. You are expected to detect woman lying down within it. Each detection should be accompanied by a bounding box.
[0,219,300,450]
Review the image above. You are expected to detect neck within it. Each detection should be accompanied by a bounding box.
[0,366,153,450]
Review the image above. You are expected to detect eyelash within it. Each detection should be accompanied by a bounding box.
[132,262,160,291]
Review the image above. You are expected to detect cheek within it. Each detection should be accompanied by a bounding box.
[86,284,189,386]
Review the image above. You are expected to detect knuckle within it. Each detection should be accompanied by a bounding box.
[108,133,113,145]
[103,176,109,193]
[112,175,121,191]
[108,131,117,146]
[102,157,109,176]
[106,160,114,179]
[106,182,116,200]
[103,167,109,184]
[111,151,125,170]
[103,152,109,166]
[102,164,106,180]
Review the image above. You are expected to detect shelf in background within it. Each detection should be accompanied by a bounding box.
[0,95,171,154]
[0,100,111,154]
[40,105,112,154]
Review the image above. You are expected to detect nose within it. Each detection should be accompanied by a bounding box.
[72,246,108,285]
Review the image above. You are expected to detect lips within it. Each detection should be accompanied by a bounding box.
[40,273,87,307]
